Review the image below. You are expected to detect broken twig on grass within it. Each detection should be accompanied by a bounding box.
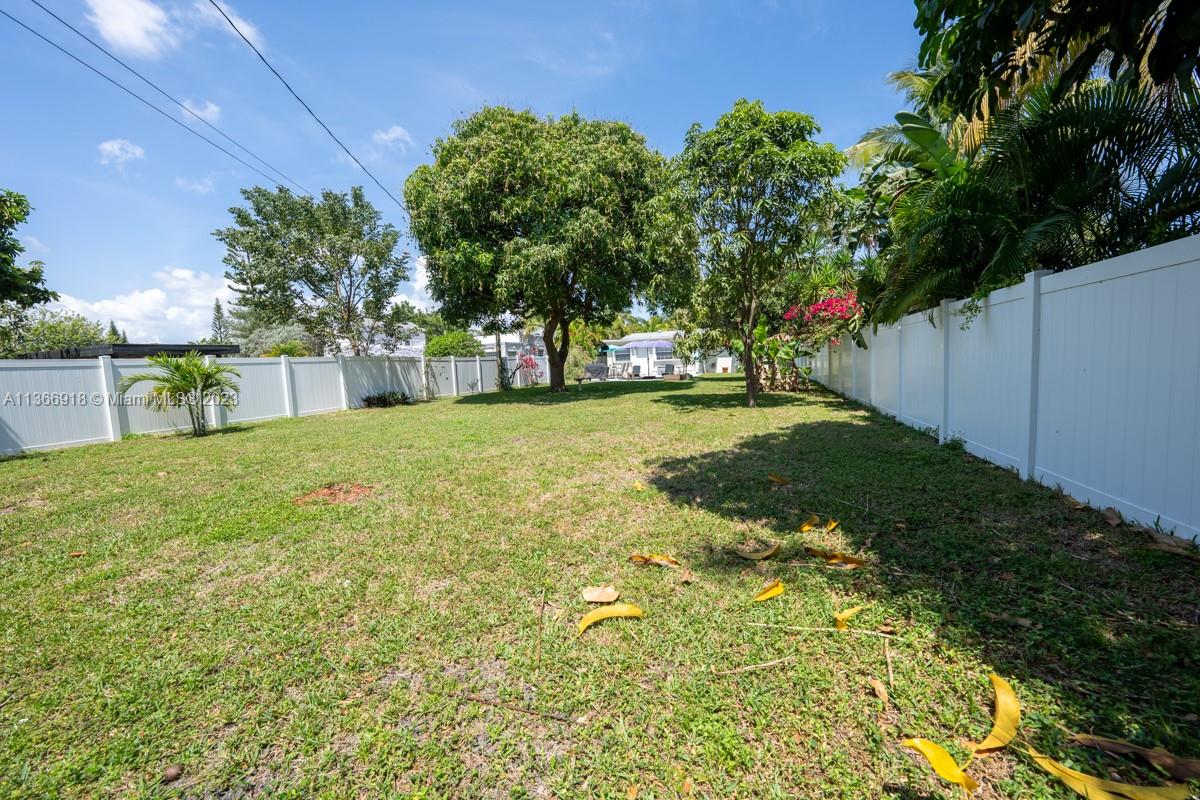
[747,622,894,638]
[711,655,799,676]
[884,639,895,689]
[534,587,546,669]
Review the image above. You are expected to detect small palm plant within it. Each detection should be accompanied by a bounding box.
[118,351,241,437]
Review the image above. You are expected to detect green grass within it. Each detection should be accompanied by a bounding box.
[1,376,1197,799]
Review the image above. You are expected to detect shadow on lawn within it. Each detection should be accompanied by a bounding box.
[649,393,1200,755]
[452,378,696,406]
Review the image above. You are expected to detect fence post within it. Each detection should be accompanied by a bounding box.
[203,355,224,430]
[97,356,124,442]
[1022,270,1052,480]
[449,356,458,395]
[867,329,877,408]
[280,355,296,417]
[335,355,350,410]
[850,342,858,399]
[896,319,905,422]
[939,300,952,444]
[475,355,483,393]
[419,354,428,400]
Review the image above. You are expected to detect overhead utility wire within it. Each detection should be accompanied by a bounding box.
[203,0,407,215]
[1,8,293,190]
[25,0,311,196]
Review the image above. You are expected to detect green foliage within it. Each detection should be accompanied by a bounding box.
[914,0,1200,116]
[262,340,310,357]
[117,351,240,437]
[209,300,231,344]
[562,346,592,382]
[864,80,1200,322]
[0,307,105,357]
[404,106,693,391]
[361,391,410,408]
[104,320,127,344]
[674,99,845,406]
[1,190,56,308]
[424,330,485,358]
[214,186,408,355]
[239,322,321,357]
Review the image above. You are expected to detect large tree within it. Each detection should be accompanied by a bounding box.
[1,190,56,309]
[675,99,844,407]
[0,308,105,358]
[404,106,692,392]
[214,186,408,356]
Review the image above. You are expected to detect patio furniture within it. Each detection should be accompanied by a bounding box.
[630,365,642,379]
[661,363,674,376]
[584,363,608,381]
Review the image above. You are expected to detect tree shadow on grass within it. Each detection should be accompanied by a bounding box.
[648,409,1200,756]
[451,379,696,406]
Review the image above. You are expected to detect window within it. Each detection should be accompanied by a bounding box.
[655,346,675,360]
[614,350,630,362]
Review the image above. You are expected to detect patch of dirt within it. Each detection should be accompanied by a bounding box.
[292,482,374,505]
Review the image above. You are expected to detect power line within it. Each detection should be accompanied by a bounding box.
[203,0,407,215]
[25,0,312,197]
[1,8,294,191]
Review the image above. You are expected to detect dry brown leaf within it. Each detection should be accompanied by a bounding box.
[894,520,908,531]
[629,553,680,568]
[68,551,86,558]
[1065,497,1087,510]
[803,546,866,569]
[1069,734,1200,781]
[867,677,889,706]
[626,785,639,799]
[735,541,780,560]
[678,569,698,585]
[1102,507,1122,526]
[981,610,1035,628]
[767,473,790,485]
[582,585,619,603]
[1142,532,1200,562]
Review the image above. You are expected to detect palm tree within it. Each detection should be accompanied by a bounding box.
[118,351,240,437]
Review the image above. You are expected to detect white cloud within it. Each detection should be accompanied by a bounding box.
[527,29,624,78]
[390,255,434,310]
[98,138,145,166]
[52,267,235,343]
[190,0,264,49]
[181,99,221,124]
[175,175,215,193]
[21,236,48,254]
[371,125,414,152]
[85,0,178,58]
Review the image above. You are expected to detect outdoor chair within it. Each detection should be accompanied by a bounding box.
[630,365,641,379]
[584,363,608,381]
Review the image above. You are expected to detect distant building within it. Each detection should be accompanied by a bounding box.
[599,330,736,377]
[14,343,240,359]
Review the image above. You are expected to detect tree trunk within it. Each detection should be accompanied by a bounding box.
[742,334,758,408]
[543,315,570,392]
[493,331,506,390]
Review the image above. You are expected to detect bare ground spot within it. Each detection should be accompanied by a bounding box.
[293,482,374,505]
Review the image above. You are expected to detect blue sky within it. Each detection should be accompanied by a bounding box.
[2,0,921,341]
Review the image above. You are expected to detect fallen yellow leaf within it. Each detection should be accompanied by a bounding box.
[576,602,645,637]
[629,553,680,568]
[974,674,1019,755]
[767,473,790,485]
[633,481,647,492]
[753,579,784,602]
[582,585,619,603]
[825,519,840,533]
[799,514,820,532]
[1068,734,1200,782]
[626,785,639,799]
[1025,745,1188,800]
[902,738,979,794]
[736,541,780,560]
[834,606,865,630]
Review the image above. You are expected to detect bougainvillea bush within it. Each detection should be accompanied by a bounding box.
[756,290,864,392]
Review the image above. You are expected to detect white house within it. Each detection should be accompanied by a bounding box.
[471,329,545,358]
[599,330,737,377]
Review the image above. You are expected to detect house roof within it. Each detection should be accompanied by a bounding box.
[603,330,681,346]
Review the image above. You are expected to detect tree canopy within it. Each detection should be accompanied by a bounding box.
[404,106,693,391]
[675,99,844,406]
[1,190,56,309]
[214,186,408,356]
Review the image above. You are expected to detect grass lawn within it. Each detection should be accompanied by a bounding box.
[1,376,1197,799]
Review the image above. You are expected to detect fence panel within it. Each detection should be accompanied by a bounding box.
[426,358,455,397]
[290,358,344,416]
[479,358,499,393]
[812,233,1200,540]
[221,358,287,423]
[455,358,481,394]
[111,359,193,435]
[0,360,110,453]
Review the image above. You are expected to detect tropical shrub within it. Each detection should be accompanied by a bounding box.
[263,340,310,357]
[424,330,484,358]
[361,391,410,408]
[117,352,240,437]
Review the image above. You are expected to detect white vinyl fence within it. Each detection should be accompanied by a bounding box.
[810,234,1200,541]
[0,354,548,456]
